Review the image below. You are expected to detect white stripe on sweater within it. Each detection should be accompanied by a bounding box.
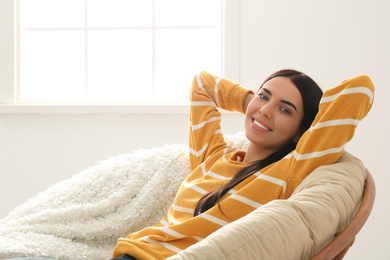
[196,74,216,103]
[200,213,229,226]
[182,180,208,195]
[191,101,216,107]
[230,194,262,208]
[221,148,229,162]
[142,236,182,253]
[168,218,181,225]
[172,204,195,214]
[222,147,228,157]
[206,171,232,180]
[310,119,360,131]
[254,174,287,198]
[293,145,345,160]
[201,162,207,176]
[321,87,374,104]
[189,143,209,157]
[227,189,237,195]
[188,128,224,158]
[159,219,169,227]
[154,226,202,242]
[214,77,222,107]
[191,116,221,131]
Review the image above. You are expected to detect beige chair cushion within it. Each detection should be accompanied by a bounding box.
[167,151,366,260]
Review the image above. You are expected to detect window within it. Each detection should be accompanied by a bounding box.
[0,0,240,108]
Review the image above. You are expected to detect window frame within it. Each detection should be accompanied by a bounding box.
[0,0,240,114]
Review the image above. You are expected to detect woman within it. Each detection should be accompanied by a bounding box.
[111,69,373,260]
[6,69,374,260]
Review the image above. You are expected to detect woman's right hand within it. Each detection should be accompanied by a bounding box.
[243,93,255,114]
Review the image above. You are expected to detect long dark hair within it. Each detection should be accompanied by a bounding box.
[193,69,323,216]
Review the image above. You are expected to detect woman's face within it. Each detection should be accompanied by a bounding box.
[245,76,304,157]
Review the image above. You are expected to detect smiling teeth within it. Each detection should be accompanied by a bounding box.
[254,120,270,131]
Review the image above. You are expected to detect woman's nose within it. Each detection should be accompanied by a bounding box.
[259,103,272,118]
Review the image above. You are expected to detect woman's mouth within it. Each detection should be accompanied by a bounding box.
[252,119,272,131]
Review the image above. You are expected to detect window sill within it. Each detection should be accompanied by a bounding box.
[0,104,191,115]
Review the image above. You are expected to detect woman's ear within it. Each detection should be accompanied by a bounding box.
[293,134,302,143]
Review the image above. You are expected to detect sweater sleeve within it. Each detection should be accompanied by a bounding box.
[189,71,254,171]
[284,74,375,197]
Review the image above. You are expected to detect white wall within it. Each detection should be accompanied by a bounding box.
[1,0,389,258]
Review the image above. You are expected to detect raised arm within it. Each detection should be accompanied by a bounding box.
[283,74,375,197]
[189,71,254,170]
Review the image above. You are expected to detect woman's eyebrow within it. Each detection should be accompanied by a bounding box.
[261,87,298,112]
[282,100,297,112]
[262,88,272,96]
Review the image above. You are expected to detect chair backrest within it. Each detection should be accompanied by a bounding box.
[310,168,376,260]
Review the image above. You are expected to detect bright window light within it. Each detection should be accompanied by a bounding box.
[15,0,223,104]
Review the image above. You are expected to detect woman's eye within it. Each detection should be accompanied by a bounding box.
[259,93,268,100]
[280,107,291,114]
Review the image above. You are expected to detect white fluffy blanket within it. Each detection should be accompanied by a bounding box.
[0,133,248,260]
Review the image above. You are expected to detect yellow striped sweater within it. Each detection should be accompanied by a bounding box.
[113,71,374,259]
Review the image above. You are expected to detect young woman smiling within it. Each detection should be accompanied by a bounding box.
[111,69,373,260]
